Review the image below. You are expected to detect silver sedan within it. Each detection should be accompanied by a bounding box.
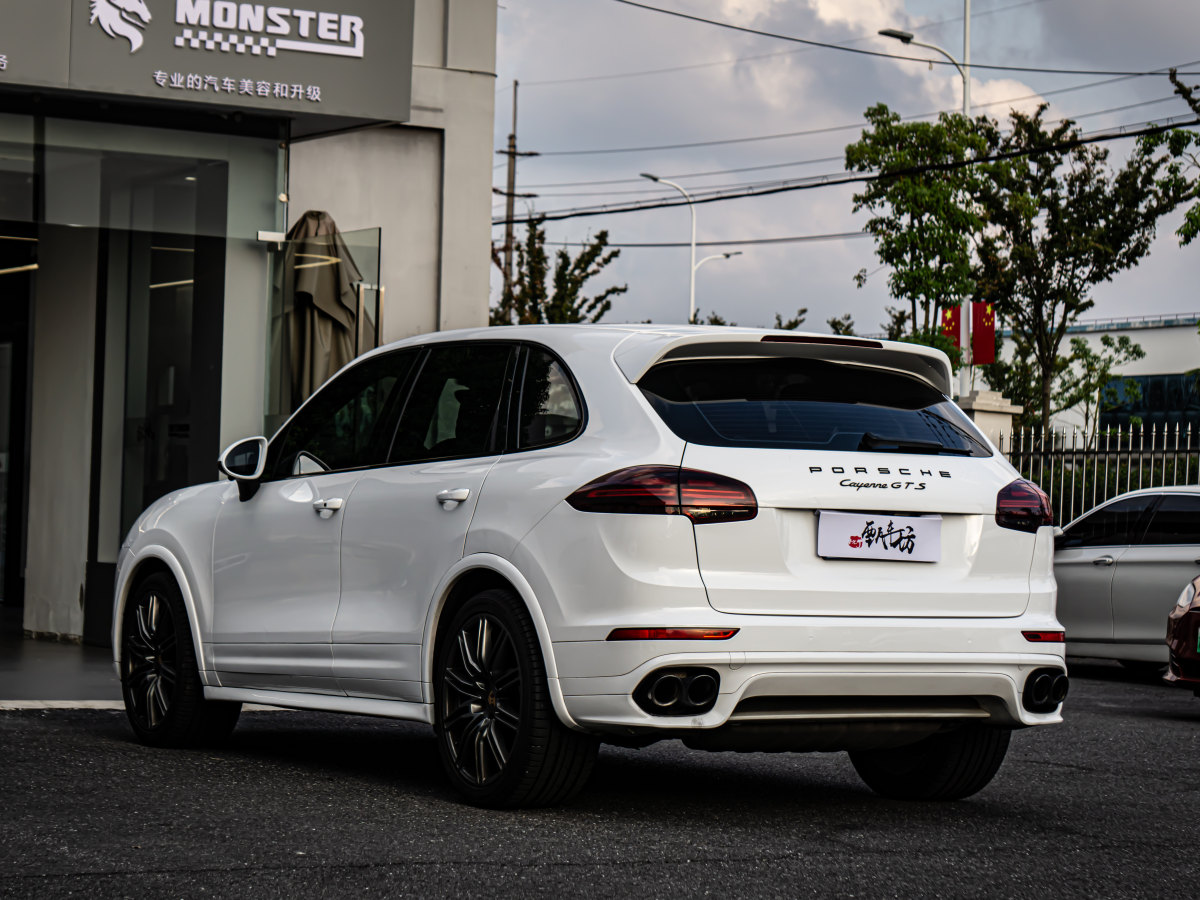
[1054,486,1200,670]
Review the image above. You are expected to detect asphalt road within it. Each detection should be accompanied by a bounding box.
[2,662,1198,899]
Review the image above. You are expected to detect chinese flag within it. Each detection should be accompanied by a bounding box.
[940,306,961,348]
[972,301,996,364]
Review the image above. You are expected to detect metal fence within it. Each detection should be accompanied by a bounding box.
[997,424,1200,526]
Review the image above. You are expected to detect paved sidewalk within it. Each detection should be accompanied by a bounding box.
[0,607,121,705]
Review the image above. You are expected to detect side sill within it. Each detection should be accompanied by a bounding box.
[204,686,434,725]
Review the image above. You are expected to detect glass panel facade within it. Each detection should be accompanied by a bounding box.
[1101,373,1200,435]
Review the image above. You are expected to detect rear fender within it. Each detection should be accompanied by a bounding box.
[422,553,579,730]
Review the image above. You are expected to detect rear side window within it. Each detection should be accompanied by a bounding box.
[1140,494,1200,545]
[390,343,513,463]
[1059,496,1156,549]
[638,357,990,456]
[516,348,583,450]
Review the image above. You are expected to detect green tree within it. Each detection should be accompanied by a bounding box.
[491,218,626,325]
[880,305,911,341]
[845,104,998,344]
[689,309,736,326]
[974,105,1187,431]
[978,332,1049,429]
[827,313,855,335]
[1053,335,1145,434]
[1163,69,1200,247]
[774,308,808,330]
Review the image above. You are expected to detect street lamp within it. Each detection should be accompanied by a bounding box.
[641,172,698,323]
[877,26,970,117]
[694,251,742,273]
[880,1,972,396]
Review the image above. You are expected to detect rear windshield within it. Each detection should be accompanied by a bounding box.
[638,357,991,457]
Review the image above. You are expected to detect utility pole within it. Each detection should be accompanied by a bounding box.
[494,80,538,308]
[503,79,519,294]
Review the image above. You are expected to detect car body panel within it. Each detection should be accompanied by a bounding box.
[210,470,363,693]
[1053,546,1122,642]
[332,456,498,701]
[1055,486,1200,663]
[682,443,1035,618]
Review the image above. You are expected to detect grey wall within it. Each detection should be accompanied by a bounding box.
[288,126,444,340]
[287,0,497,344]
[24,225,98,637]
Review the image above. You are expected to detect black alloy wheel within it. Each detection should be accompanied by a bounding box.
[123,585,180,731]
[434,588,598,808]
[120,572,241,748]
[440,611,523,787]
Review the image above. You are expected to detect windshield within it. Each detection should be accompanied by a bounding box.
[638,357,991,457]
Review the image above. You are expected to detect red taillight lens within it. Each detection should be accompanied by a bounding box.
[679,469,757,524]
[1023,631,1065,642]
[567,466,757,524]
[996,478,1053,533]
[607,627,739,641]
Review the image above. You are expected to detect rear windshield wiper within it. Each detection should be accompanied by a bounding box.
[857,432,974,455]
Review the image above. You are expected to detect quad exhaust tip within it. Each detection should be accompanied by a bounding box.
[635,668,720,716]
[1023,667,1069,713]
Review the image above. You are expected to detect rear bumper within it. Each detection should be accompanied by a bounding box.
[554,617,1066,732]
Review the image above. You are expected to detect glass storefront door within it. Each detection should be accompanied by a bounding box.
[0,225,33,612]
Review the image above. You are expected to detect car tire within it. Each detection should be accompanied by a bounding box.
[849,724,1011,801]
[120,572,241,748]
[434,588,598,808]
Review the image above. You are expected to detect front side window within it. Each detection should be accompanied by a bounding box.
[638,357,991,456]
[268,349,416,478]
[390,343,513,464]
[1140,494,1200,545]
[1059,496,1156,549]
[516,348,583,450]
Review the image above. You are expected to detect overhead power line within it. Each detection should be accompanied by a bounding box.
[503,0,1051,90]
[547,231,871,248]
[508,60,1200,160]
[609,1,1200,79]
[493,115,1200,226]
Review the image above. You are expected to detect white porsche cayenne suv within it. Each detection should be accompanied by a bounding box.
[113,325,1066,807]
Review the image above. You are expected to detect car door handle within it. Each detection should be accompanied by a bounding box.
[313,498,344,519]
[437,488,471,509]
[1092,555,1115,566]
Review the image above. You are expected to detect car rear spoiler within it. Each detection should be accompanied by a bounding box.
[612,331,954,395]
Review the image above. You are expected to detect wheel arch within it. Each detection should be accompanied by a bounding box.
[422,554,580,730]
[113,548,208,677]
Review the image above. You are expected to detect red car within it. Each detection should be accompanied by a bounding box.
[1166,575,1200,694]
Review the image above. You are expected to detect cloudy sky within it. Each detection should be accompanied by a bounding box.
[491,0,1200,333]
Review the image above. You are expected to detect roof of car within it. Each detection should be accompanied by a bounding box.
[364,324,956,394]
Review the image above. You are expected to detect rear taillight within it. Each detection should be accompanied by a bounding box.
[996,478,1053,533]
[567,466,757,524]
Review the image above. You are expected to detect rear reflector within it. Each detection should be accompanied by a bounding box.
[1023,631,1065,642]
[996,479,1054,533]
[567,466,757,524]
[760,334,883,349]
[607,628,739,641]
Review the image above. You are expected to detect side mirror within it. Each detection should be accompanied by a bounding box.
[218,437,267,500]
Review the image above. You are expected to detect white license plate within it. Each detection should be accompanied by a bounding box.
[817,511,941,563]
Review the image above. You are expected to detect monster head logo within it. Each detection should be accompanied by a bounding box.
[90,0,153,54]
